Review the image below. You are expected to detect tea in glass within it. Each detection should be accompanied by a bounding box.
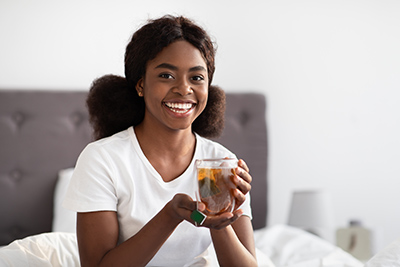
[195,158,237,215]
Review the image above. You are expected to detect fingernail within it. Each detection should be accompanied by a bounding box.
[235,167,241,174]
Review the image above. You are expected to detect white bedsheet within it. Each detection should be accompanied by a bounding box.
[253,224,363,267]
[0,225,364,267]
[364,237,400,267]
[0,232,78,267]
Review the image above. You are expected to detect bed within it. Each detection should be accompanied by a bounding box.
[0,90,368,266]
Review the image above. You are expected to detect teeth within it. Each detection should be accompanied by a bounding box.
[170,109,187,114]
[165,102,193,110]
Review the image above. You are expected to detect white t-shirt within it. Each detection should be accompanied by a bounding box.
[63,126,252,266]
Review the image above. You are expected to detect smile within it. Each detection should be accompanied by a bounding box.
[164,102,195,114]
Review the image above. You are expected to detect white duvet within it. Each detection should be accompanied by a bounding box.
[3,170,399,266]
[364,237,400,267]
[0,224,365,267]
[252,225,363,267]
[0,232,79,267]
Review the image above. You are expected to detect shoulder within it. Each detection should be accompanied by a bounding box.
[88,128,131,150]
[79,128,132,161]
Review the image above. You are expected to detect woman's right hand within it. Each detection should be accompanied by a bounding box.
[168,194,243,230]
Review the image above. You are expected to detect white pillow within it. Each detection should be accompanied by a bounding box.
[52,168,76,233]
[0,232,79,267]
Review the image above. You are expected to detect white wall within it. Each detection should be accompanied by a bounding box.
[1,0,400,252]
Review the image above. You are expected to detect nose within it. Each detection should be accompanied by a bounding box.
[173,77,193,96]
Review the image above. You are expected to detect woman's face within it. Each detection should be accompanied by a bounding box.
[137,40,209,133]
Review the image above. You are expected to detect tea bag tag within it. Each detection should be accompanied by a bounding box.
[191,192,207,226]
[191,210,206,227]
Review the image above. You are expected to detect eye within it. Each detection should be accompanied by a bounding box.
[191,75,205,82]
[159,73,174,79]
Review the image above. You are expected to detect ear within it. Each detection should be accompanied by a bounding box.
[136,78,144,97]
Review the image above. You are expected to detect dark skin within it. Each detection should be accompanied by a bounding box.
[77,41,257,267]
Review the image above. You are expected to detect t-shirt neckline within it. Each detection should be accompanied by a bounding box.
[128,126,199,186]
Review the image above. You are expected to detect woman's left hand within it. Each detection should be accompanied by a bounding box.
[232,159,252,210]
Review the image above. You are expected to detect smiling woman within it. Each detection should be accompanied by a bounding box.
[136,41,208,132]
[63,15,257,267]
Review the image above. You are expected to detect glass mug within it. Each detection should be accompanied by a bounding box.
[195,158,238,215]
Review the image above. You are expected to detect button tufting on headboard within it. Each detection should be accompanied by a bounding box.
[10,170,23,183]
[0,90,94,246]
[12,112,25,127]
[69,111,86,127]
[238,110,250,126]
[4,111,28,132]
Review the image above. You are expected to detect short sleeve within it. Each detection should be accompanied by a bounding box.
[63,143,118,212]
[240,193,253,220]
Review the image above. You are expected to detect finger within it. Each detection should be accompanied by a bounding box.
[172,194,203,225]
[232,209,244,218]
[235,165,252,184]
[174,194,196,211]
[203,213,233,229]
[175,193,206,212]
[181,199,205,226]
[232,188,247,210]
[232,171,252,195]
[179,194,206,226]
[233,188,246,204]
[197,202,206,212]
[202,210,243,230]
[238,159,249,173]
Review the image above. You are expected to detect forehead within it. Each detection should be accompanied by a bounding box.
[147,40,207,70]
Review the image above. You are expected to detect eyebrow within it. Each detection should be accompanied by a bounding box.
[155,63,206,72]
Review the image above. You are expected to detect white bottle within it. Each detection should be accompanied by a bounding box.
[336,220,372,262]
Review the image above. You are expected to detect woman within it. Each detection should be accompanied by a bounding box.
[64,15,257,267]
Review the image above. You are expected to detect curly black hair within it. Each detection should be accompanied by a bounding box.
[125,15,216,89]
[87,15,225,140]
[87,75,225,140]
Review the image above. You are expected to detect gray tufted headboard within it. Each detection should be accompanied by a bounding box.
[0,90,267,246]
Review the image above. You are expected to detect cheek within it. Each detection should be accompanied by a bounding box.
[198,88,208,110]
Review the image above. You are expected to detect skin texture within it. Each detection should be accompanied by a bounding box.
[77,41,257,267]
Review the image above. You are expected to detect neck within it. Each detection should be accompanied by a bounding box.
[134,123,196,182]
[135,122,196,159]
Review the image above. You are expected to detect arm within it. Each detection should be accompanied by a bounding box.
[76,194,194,267]
[211,216,257,267]
[209,159,257,266]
